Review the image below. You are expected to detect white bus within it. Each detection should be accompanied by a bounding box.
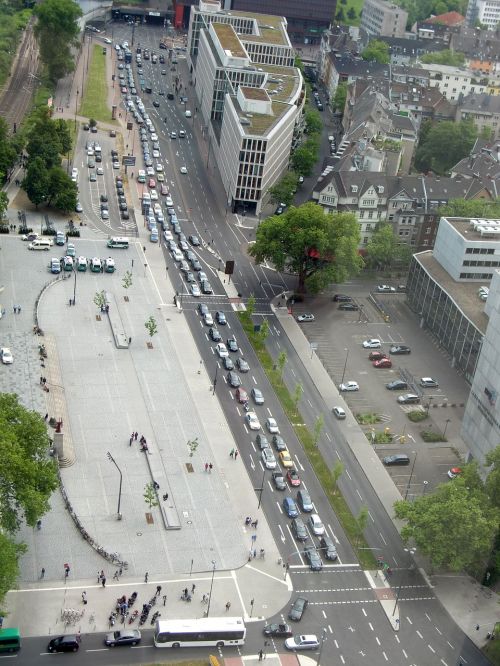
[107,237,129,249]
[154,617,246,648]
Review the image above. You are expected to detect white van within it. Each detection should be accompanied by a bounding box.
[185,110,192,118]
[29,238,53,251]
[71,168,78,182]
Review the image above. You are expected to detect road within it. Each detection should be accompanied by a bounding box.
[25,20,489,666]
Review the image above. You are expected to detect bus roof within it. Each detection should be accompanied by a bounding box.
[156,617,245,632]
[0,629,20,638]
[110,237,129,242]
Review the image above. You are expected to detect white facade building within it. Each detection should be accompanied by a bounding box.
[467,0,500,29]
[420,63,488,101]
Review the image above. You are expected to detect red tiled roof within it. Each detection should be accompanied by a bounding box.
[426,11,465,26]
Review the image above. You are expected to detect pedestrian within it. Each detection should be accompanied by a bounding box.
[134,432,138,441]
[252,519,258,529]
[162,594,167,606]
[97,571,101,583]
[205,462,209,472]
[230,448,234,458]
[156,585,162,596]
[234,450,238,460]
[145,572,149,583]
[191,584,196,594]
[225,601,231,612]
[18,306,21,314]
[44,413,48,421]
[41,567,45,579]
[119,567,123,577]
[163,493,168,501]
[82,591,87,604]
[113,570,119,580]
[40,376,43,385]
[129,436,133,446]
[202,593,207,603]
[209,462,213,473]
[153,481,160,490]
[76,631,81,644]
[64,566,70,578]
[183,587,188,598]
[102,576,106,587]
[258,649,263,661]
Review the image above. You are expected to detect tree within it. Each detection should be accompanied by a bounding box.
[335,7,345,21]
[304,109,322,135]
[277,350,287,381]
[46,166,77,211]
[23,157,49,207]
[122,271,133,291]
[394,480,498,571]
[355,506,369,544]
[89,118,97,128]
[362,40,390,64]
[246,294,256,318]
[186,437,199,457]
[332,82,347,114]
[0,192,8,221]
[438,199,500,219]
[268,172,298,207]
[485,446,500,509]
[259,318,269,342]
[143,482,159,510]
[0,119,18,181]
[34,0,82,83]
[420,50,465,67]
[0,393,58,533]
[145,316,158,338]
[0,534,25,605]
[347,7,357,20]
[313,414,324,446]
[292,383,303,410]
[93,290,106,311]
[365,224,399,269]
[291,144,317,177]
[249,204,362,293]
[414,120,477,174]
[331,460,344,494]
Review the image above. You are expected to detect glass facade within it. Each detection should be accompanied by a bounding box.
[407,257,484,383]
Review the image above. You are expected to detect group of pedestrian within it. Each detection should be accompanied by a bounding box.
[12,305,21,314]
[204,462,214,473]
[39,376,47,386]
[8,224,16,231]
[98,570,106,587]
[229,449,239,460]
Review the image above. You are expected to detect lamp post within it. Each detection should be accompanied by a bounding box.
[404,451,417,501]
[443,418,451,439]
[340,348,349,386]
[392,547,416,616]
[212,365,218,395]
[73,269,77,306]
[256,467,266,510]
[316,627,328,666]
[206,560,216,617]
[106,452,123,519]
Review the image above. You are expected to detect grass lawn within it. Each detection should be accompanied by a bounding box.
[336,0,364,26]
[79,45,114,124]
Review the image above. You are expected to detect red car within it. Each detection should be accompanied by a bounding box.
[148,178,156,189]
[368,351,388,361]
[236,388,248,403]
[373,358,392,368]
[287,469,301,487]
[160,183,169,196]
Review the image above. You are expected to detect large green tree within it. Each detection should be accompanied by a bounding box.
[26,110,71,170]
[332,82,347,114]
[365,224,413,268]
[395,0,467,28]
[362,40,390,64]
[268,172,299,207]
[0,118,18,181]
[34,0,82,82]
[415,120,477,175]
[304,108,322,135]
[291,142,317,177]
[395,478,498,571]
[420,50,465,67]
[249,203,363,293]
[46,166,77,210]
[23,156,49,207]
[438,199,500,219]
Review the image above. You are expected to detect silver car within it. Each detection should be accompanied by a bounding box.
[261,447,276,469]
[251,388,264,405]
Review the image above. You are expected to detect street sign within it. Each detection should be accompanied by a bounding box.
[310,343,318,350]
[225,260,234,275]
[122,156,136,166]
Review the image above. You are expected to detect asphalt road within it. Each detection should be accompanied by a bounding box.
[25,20,489,666]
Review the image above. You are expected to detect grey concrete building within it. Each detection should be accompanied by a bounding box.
[360,0,408,38]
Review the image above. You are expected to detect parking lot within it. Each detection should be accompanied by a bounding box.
[293,282,470,498]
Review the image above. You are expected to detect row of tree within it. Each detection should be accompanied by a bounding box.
[395,446,500,573]
[34,0,81,84]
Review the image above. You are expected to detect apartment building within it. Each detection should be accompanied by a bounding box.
[467,0,500,29]
[420,63,489,101]
[360,0,408,38]
[457,93,500,139]
[187,0,304,215]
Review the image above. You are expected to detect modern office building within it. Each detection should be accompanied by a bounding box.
[360,0,408,38]
[466,0,500,29]
[187,0,305,215]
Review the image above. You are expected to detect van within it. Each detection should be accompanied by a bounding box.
[0,628,21,653]
[297,490,313,513]
[185,110,192,118]
[90,257,101,272]
[150,228,159,243]
[71,167,78,182]
[55,232,65,246]
[137,170,146,183]
[62,256,74,271]
[383,454,410,466]
[107,237,129,249]
[105,257,115,273]
[29,239,53,251]
[77,256,88,272]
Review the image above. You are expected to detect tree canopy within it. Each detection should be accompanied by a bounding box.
[420,50,465,67]
[268,171,299,207]
[362,40,390,64]
[304,109,322,135]
[394,0,467,28]
[249,203,363,293]
[34,0,82,83]
[332,82,347,114]
[438,199,500,219]
[414,119,477,174]
[365,224,414,269]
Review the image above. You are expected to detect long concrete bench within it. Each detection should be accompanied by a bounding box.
[104,291,129,349]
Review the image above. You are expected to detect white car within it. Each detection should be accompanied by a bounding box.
[308,513,325,536]
[245,411,261,431]
[362,338,381,349]
[203,313,214,326]
[261,447,277,469]
[156,163,163,172]
[376,284,396,293]
[103,37,112,44]
[151,133,158,141]
[166,196,173,207]
[0,348,13,364]
[172,249,183,262]
[96,167,104,175]
[163,230,173,242]
[190,284,201,297]
[216,343,228,358]
[152,150,160,158]
[150,190,158,201]
[146,166,155,176]
[265,418,279,434]
[285,635,320,651]
[297,313,314,322]
[180,166,188,174]
[340,381,359,392]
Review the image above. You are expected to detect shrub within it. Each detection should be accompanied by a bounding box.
[421,430,447,442]
[366,430,394,444]
[356,412,381,425]
[407,410,428,423]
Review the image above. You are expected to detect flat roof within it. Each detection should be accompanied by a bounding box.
[212,22,247,58]
[240,86,269,100]
[446,217,500,243]
[415,251,489,333]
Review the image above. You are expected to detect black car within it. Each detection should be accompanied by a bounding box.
[121,210,130,220]
[153,100,160,107]
[236,357,249,373]
[189,235,200,246]
[227,337,238,352]
[198,303,208,316]
[256,434,269,450]
[272,435,287,452]
[386,379,408,391]
[333,294,352,302]
[209,327,221,342]
[223,356,234,371]
[100,194,108,202]
[263,623,292,637]
[119,202,128,211]
[291,518,308,542]
[48,635,80,653]
[116,187,124,197]
[304,546,323,571]
[104,629,141,647]
[288,596,308,621]
[338,302,359,311]
[227,371,241,388]
[272,471,286,491]
[216,311,227,325]
[390,345,411,355]
[201,280,213,294]
[319,535,338,561]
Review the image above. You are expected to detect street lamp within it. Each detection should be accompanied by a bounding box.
[106,452,123,519]
[392,547,416,616]
[256,467,266,509]
[72,269,77,306]
[443,418,451,439]
[404,451,417,501]
[206,560,216,617]
[340,348,349,385]
[316,628,328,666]
[212,365,218,395]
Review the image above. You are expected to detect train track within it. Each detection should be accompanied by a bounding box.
[0,17,40,131]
